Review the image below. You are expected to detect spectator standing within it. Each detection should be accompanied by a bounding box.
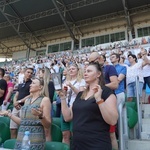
[60,62,118,150]
[0,78,51,149]
[61,63,85,145]
[38,67,54,141]
[0,68,7,110]
[110,53,126,106]
[140,48,150,103]
[10,67,33,138]
[18,67,25,84]
[89,52,119,150]
[1,74,14,111]
[126,54,144,101]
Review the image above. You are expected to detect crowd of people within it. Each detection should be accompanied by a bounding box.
[0,45,150,150]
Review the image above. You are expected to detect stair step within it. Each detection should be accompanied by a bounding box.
[141,132,150,140]
[142,124,150,132]
[142,104,150,111]
[143,113,150,119]
[142,118,150,124]
[128,139,150,150]
[143,109,150,113]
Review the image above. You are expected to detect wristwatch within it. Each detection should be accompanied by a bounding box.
[18,100,22,103]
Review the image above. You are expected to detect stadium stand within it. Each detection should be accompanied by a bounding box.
[0,0,150,150]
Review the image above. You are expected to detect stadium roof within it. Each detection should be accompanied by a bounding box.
[0,0,149,57]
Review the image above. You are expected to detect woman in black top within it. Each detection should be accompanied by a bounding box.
[59,62,118,150]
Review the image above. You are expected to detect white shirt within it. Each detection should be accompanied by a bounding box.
[63,79,86,107]
[18,73,24,84]
[141,56,150,77]
[53,65,59,73]
[126,62,144,85]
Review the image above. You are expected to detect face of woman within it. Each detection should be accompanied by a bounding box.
[30,79,42,93]
[84,65,100,84]
[38,70,44,78]
[69,65,78,77]
[63,69,67,76]
[84,61,89,70]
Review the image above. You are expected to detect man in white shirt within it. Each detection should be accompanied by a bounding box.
[141,48,150,103]
[126,54,144,101]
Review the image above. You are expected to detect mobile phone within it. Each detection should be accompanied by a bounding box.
[52,73,62,90]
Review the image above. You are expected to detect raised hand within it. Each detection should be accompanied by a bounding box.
[57,89,67,100]
[92,85,102,102]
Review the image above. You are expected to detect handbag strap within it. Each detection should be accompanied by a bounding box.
[67,80,77,107]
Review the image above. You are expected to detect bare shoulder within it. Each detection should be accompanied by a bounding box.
[42,96,50,103]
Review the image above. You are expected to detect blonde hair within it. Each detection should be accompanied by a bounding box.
[39,67,50,98]
[33,77,45,96]
[67,63,84,82]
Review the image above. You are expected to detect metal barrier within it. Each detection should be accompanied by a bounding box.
[118,101,129,150]
[118,76,142,149]
[135,76,142,139]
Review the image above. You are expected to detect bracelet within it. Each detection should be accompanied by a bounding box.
[96,99,104,105]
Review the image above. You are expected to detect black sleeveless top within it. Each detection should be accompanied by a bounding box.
[72,86,114,150]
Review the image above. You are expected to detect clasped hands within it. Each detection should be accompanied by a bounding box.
[0,109,11,117]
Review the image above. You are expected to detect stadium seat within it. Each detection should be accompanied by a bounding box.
[126,106,138,128]
[0,137,2,146]
[52,117,61,128]
[45,141,70,150]
[51,123,62,142]
[7,93,15,111]
[3,140,70,150]
[125,101,137,112]
[3,139,16,149]
[125,101,138,128]
[0,116,10,126]
[7,104,14,111]
[0,121,10,143]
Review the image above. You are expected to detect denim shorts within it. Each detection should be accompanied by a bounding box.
[127,82,144,98]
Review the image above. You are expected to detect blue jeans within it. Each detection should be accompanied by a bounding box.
[127,82,143,97]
